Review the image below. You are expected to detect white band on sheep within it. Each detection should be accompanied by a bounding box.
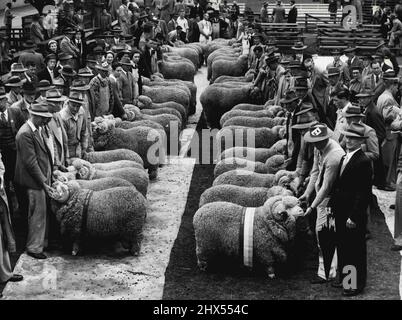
[243,207,255,268]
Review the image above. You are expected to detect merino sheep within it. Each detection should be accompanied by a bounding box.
[142,85,190,111]
[91,118,164,179]
[213,70,255,84]
[220,109,284,126]
[162,46,200,69]
[49,181,147,256]
[83,149,143,166]
[74,177,133,191]
[211,55,248,82]
[213,170,276,188]
[200,83,263,128]
[193,195,303,277]
[137,95,187,120]
[158,59,196,82]
[222,116,286,128]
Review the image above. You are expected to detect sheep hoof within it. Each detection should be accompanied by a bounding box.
[148,169,158,180]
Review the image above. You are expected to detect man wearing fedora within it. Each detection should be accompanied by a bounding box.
[36,80,55,104]
[119,57,137,105]
[38,54,58,84]
[328,122,373,296]
[326,49,350,85]
[344,47,363,78]
[60,91,89,159]
[18,40,45,75]
[89,62,115,118]
[60,29,81,71]
[256,54,285,103]
[5,76,23,106]
[14,102,54,260]
[10,82,37,131]
[362,61,385,103]
[299,123,345,284]
[291,41,307,63]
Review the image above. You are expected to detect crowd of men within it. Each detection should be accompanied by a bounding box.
[0,0,402,299]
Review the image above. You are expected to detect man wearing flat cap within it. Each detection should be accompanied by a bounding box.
[299,123,345,285]
[14,102,54,260]
[328,122,372,297]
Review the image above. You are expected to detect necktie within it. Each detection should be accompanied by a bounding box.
[1,112,6,124]
[255,58,260,71]
[375,74,379,86]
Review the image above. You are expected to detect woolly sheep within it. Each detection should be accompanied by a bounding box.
[213,70,255,84]
[49,181,147,256]
[222,116,286,128]
[211,55,248,82]
[213,170,276,188]
[162,46,200,68]
[193,195,303,277]
[143,85,190,111]
[138,95,187,120]
[220,109,284,126]
[207,51,241,80]
[74,177,134,191]
[158,59,196,82]
[83,149,143,166]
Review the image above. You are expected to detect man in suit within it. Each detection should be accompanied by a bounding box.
[3,2,15,38]
[329,122,372,296]
[5,76,23,106]
[18,40,45,74]
[24,60,39,89]
[362,61,385,103]
[60,29,80,71]
[30,15,45,45]
[10,82,37,131]
[38,54,57,84]
[326,49,350,85]
[118,57,136,105]
[272,0,286,23]
[287,0,298,23]
[14,102,54,260]
[344,47,363,79]
[373,52,394,73]
[299,123,345,284]
[190,0,204,19]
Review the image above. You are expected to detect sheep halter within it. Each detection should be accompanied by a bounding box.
[240,207,255,269]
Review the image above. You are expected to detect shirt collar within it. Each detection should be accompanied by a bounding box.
[27,119,37,132]
[346,148,360,158]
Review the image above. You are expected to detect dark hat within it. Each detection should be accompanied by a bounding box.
[46,89,67,102]
[363,54,373,61]
[265,55,279,65]
[119,57,133,67]
[340,122,368,139]
[344,46,357,53]
[22,82,36,95]
[10,63,28,73]
[37,80,55,91]
[0,87,6,99]
[342,104,365,118]
[70,79,90,91]
[95,61,110,72]
[23,40,37,49]
[111,26,122,34]
[77,67,94,78]
[292,110,318,130]
[29,102,53,118]
[68,91,85,105]
[5,76,23,87]
[58,52,73,61]
[327,67,341,77]
[64,27,77,34]
[291,41,307,51]
[350,66,362,72]
[61,65,77,77]
[355,89,374,98]
[280,89,298,104]
[93,46,106,54]
[45,53,57,62]
[304,123,332,143]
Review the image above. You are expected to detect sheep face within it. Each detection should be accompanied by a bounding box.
[49,181,71,203]
[249,87,263,105]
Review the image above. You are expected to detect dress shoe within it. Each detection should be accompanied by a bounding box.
[342,288,362,297]
[8,274,23,282]
[310,276,328,284]
[390,244,402,251]
[390,204,395,210]
[27,252,47,259]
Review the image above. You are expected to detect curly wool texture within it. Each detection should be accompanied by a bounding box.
[52,184,147,251]
[217,125,286,150]
[141,107,183,123]
[214,157,268,178]
[92,160,144,171]
[220,109,283,126]
[211,55,248,82]
[274,170,301,195]
[214,71,255,84]
[83,149,143,166]
[200,84,262,128]
[207,50,241,80]
[92,124,163,171]
[222,116,286,128]
[74,177,133,191]
[265,154,286,174]
[219,139,287,162]
[193,196,299,273]
[137,95,187,120]
[158,59,196,82]
[213,170,276,188]
[142,85,190,111]
[118,119,165,133]
[163,46,200,68]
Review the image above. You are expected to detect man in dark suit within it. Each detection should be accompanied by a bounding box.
[329,122,373,296]
[287,0,298,23]
[362,61,385,104]
[14,102,54,260]
[190,0,204,19]
[38,54,58,84]
[118,57,136,105]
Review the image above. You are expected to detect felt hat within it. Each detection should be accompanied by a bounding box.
[291,41,307,51]
[95,61,110,72]
[355,90,374,98]
[45,53,57,62]
[327,67,341,77]
[93,46,106,55]
[292,110,318,130]
[280,89,298,104]
[342,104,365,118]
[22,82,36,95]
[340,122,368,139]
[70,80,90,91]
[37,80,55,91]
[349,65,362,73]
[58,52,73,61]
[5,76,23,87]
[77,67,94,78]
[52,77,65,87]
[119,57,133,67]
[10,63,28,73]
[0,87,6,99]
[23,40,37,49]
[29,102,53,118]
[46,89,67,102]
[304,123,332,143]
[68,91,85,105]
[61,65,77,77]
[265,55,279,65]
[382,70,399,81]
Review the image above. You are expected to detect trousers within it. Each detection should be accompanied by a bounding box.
[26,189,48,254]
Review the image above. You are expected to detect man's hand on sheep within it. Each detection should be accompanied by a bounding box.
[303,206,314,217]
[298,192,310,204]
[43,183,55,197]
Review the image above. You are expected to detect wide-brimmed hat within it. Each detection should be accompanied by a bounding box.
[291,41,307,51]
[64,27,77,35]
[342,104,365,118]
[52,77,65,87]
[46,89,67,102]
[382,70,399,81]
[77,67,94,78]
[61,65,77,77]
[68,91,85,105]
[93,46,106,55]
[37,80,55,91]
[70,79,90,91]
[22,82,36,95]
[58,52,73,61]
[355,90,374,98]
[280,89,298,104]
[119,57,133,67]
[29,102,53,118]
[304,123,332,143]
[45,53,57,63]
[5,76,23,87]
[111,26,122,34]
[265,55,279,65]
[344,46,357,53]
[0,87,6,99]
[292,109,318,130]
[10,63,28,73]
[23,40,37,49]
[328,67,341,77]
[95,61,110,72]
[340,122,368,139]
[331,48,342,55]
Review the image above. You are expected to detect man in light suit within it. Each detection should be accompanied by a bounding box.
[118,57,136,105]
[14,102,54,260]
[362,61,385,103]
[272,0,286,23]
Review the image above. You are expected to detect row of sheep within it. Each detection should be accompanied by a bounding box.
[193,43,308,278]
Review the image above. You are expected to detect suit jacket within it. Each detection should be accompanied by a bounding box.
[6,91,22,107]
[14,122,53,190]
[118,70,136,105]
[347,56,364,77]
[60,37,80,59]
[0,107,19,151]
[287,6,298,23]
[189,4,204,19]
[47,114,69,168]
[272,5,285,23]
[364,101,386,142]
[110,77,125,118]
[38,67,54,84]
[329,149,372,226]
[18,50,45,73]
[30,22,45,44]
[362,73,385,103]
